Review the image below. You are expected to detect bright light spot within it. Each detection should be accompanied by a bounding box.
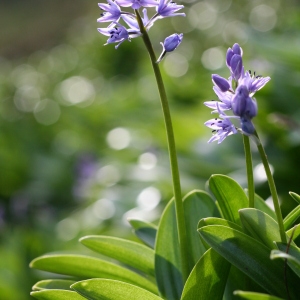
[138,152,157,170]
[93,198,116,220]
[59,76,95,106]
[265,196,275,211]
[254,163,274,183]
[249,5,277,32]
[201,47,224,70]
[106,127,131,150]
[188,3,217,30]
[137,187,161,210]
[56,218,79,241]
[34,99,61,125]
[164,53,189,77]
[96,165,120,187]
[222,21,248,45]
[14,86,40,112]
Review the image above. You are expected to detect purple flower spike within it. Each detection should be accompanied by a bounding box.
[98,0,122,23]
[156,33,183,63]
[212,74,230,92]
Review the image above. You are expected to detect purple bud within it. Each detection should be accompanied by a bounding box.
[226,48,234,67]
[240,117,255,134]
[232,85,257,118]
[156,33,183,63]
[163,33,183,52]
[212,74,230,92]
[232,43,242,55]
[230,54,243,80]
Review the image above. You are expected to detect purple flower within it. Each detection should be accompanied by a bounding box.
[116,0,157,9]
[205,117,237,144]
[212,74,230,92]
[98,0,122,23]
[232,85,257,118]
[240,71,271,96]
[156,33,183,62]
[156,0,185,18]
[97,23,131,48]
[240,116,256,135]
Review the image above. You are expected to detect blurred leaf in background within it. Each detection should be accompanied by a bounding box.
[1,0,300,299]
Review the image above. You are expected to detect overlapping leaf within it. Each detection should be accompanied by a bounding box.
[32,280,76,291]
[30,290,85,300]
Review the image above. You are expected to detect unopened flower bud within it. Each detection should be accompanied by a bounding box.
[232,85,257,118]
[230,54,243,81]
[212,74,230,92]
[156,33,183,63]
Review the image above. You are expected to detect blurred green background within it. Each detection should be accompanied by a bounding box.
[1,0,300,298]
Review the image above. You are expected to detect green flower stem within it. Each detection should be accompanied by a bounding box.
[254,131,287,243]
[135,11,189,283]
[243,135,255,208]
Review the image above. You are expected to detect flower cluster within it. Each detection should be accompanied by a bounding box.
[97,0,185,54]
[204,43,271,144]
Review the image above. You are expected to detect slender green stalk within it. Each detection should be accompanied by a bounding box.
[254,131,287,243]
[135,11,189,282]
[243,135,255,208]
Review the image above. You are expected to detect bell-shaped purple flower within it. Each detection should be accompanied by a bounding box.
[240,71,271,96]
[212,74,230,92]
[156,0,185,18]
[240,116,255,135]
[156,33,183,63]
[232,85,257,118]
[97,0,122,23]
[116,0,157,9]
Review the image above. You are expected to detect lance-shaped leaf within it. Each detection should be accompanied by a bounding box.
[32,279,76,291]
[198,225,300,299]
[286,225,300,240]
[272,242,300,278]
[181,248,230,300]
[128,219,157,249]
[155,190,216,299]
[209,175,248,225]
[198,217,243,232]
[79,235,155,276]
[283,205,300,230]
[30,254,157,294]
[71,279,164,300]
[31,290,85,300]
[252,193,276,220]
[233,290,284,300]
[289,192,300,205]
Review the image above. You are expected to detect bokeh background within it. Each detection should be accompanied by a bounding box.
[1,0,300,298]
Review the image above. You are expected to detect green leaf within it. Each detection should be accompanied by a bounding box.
[79,235,155,276]
[233,290,284,300]
[272,242,300,278]
[155,190,216,299]
[183,190,216,265]
[289,192,300,205]
[283,205,300,230]
[198,225,300,299]
[252,193,277,220]
[286,225,300,241]
[128,219,157,249]
[209,175,248,225]
[239,208,282,250]
[32,280,76,291]
[181,248,230,300]
[71,279,164,300]
[155,199,182,300]
[30,290,85,300]
[30,254,157,294]
[198,217,243,232]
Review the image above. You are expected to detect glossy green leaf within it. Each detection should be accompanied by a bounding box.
[30,290,85,300]
[155,190,216,300]
[272,242,300,278]
[155,199,182,300]
[71,279,163,300]
[30,254,157,294]
[239,208,282,250]
[233,290,284,300]
[198,225,300,299]
[198,217,243,232]
[209,175,248,225]
[252,193,276,220]
[181,248,230,300]
[128,219,157,249]
[79,235,155,276]
[286,225,300,240]
[283,205,300,230]
[289,192,300,205]
[32,280,76,291]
